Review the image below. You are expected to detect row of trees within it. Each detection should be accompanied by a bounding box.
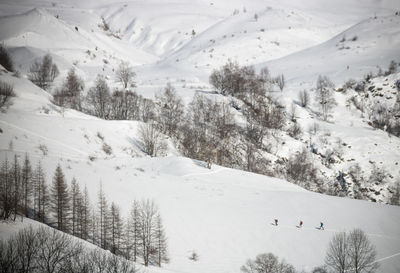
[0,155,168,267]
[241,229,379,273]
[0,226,137,273]
[53,71,155,121]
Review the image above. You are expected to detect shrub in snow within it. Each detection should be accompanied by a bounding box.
[138,122,167,157]
[287,122,302,139]
[0,43,14,72]
[368,164,387,185]
[385,60,397,76]
[0,81,15,109]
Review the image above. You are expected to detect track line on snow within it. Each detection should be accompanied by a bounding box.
[0,120,88,156]
[375,252,400,262]
[181,167,227,177]
[271,224,400,241]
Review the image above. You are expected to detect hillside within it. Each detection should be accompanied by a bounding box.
[1,0,400,272]
[1,64,400,273]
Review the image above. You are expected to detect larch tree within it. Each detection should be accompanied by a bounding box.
[0,157,13,220]
[128,200,141,262]
[10,155,21,221]
[80,185,91,240]
[70,177,81,237]
[54,68,84,110]
[155,213,169,266]
[139,199,158,266]
[50,164,70,232]
[98,183,110,250]
[110,202,124,254]
[21,153,32,217]
[33,161,48,223]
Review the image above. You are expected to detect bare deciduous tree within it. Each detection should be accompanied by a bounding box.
[325,229,378,273]
[28,54,59,89]
[155,83,184,137]
[298,90,310,108]
[347,229,379,273]
[138,122,166,157]
[326,232,349,273]
[116,61,136,89]
[315,75,337,121]
[86,75,111,119]
[276,74,285,92]
[241,252,296,273]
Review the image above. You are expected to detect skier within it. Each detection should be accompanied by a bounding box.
[299,220,303,228]
[274,219,278,226]
[320,222,324,230]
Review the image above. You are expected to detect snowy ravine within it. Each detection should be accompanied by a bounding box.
[1,0,400,272]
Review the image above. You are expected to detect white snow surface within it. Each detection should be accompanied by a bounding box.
[0,71,399,273]
[1,0,400,272]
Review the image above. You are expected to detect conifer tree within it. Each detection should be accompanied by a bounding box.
[50,164,70,231]
[33,161,48,222]
[110,202,123,254]
[98,183,110,249]
[21,153,32,217]
[155,213,169,266]
[70,177,81,236]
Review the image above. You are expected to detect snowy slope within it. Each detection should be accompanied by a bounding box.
[1,69,400,273]
[1,0,400,272]
[258,14,400,87]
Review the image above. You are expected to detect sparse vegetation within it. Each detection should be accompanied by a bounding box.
[0,43,14,72]
[0,81,15,109]
[28,54,59,90]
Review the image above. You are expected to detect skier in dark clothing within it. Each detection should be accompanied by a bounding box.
[320,222,324,230]
[274,219,278,226]
[299,220,303,228]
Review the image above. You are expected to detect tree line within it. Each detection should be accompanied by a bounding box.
[0,154,168,267]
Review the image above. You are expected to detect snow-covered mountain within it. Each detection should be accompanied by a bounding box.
[1,0,400,272]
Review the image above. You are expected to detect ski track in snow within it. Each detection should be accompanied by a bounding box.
[0,119,89,157]
[271,224,400,241]
[181,167,227,177]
